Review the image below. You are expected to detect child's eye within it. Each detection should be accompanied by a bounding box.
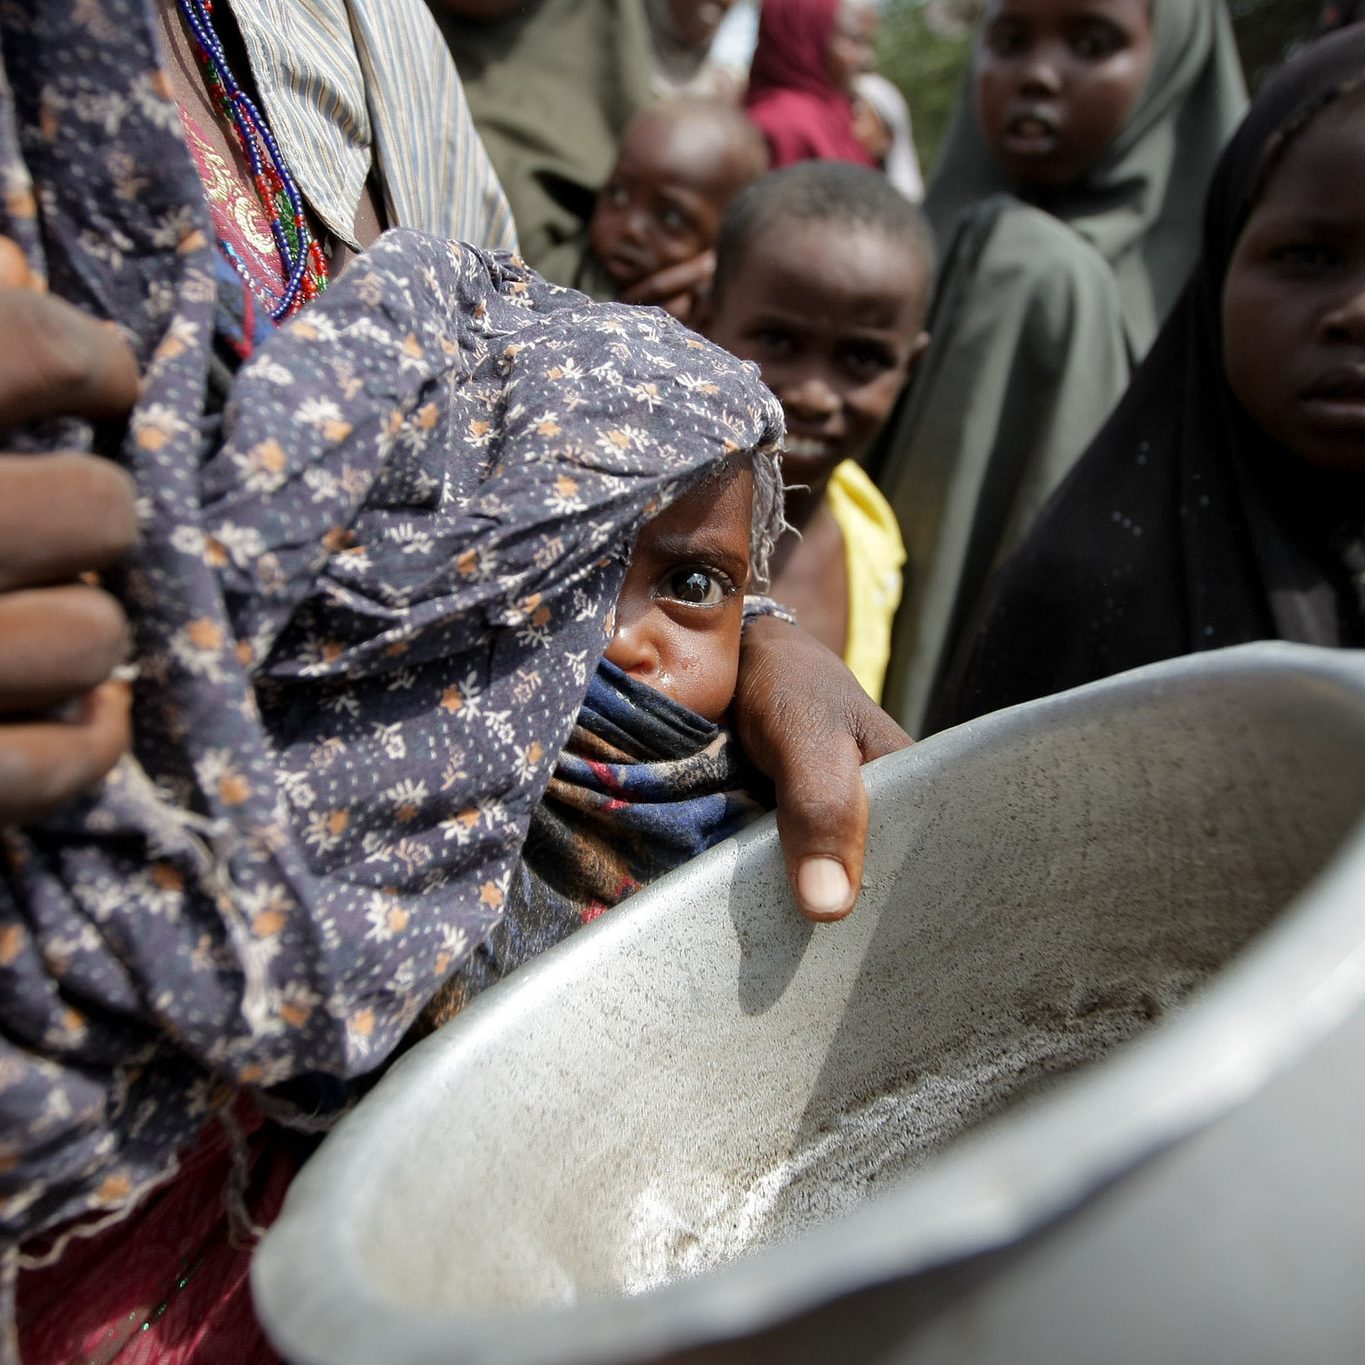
[1270,242,1337,270]
[602,183,629,209]
[752,327,796,356]
[842,342,896,380]
[661,566,729,606]
[1070,20,1126,61]
[983,18,1027,57]
[659,205,695,236]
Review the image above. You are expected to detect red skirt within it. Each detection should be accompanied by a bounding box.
[17,1102,301,1365]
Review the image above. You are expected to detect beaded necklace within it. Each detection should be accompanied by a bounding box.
[175,0,329,320]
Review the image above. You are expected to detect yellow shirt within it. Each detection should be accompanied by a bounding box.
[826,460,906,704]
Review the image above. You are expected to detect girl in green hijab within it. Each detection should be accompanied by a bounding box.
[875,0,1245,734]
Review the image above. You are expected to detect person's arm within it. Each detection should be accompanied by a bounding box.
[0,241,139,824]
[735,614,912,922]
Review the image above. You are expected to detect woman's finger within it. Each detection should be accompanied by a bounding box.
[0,288,138,427]
[734,614,913,922]
[0,582,132,711]
[0,680,132,825]
[0,453,139,591]
[0,236,39,290]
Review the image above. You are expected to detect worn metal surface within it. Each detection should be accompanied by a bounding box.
[254,643,1365,1365]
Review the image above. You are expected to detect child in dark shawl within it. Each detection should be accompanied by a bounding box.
[425,449,788,1023]
[930,27,1365,732]
[875,0,1246,734]
[743,0,880,169]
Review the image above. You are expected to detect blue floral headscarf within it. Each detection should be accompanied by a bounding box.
[0,0,783,1265]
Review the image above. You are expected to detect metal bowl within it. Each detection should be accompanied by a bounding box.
[254,643,1365,1365]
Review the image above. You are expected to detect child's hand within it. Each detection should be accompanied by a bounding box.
[734,615,912,923]
[618,249,716,330]
[0,236,140,824]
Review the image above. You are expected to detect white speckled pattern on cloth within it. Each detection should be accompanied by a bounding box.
[0,0,783,1259]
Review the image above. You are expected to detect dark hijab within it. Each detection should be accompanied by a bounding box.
[929,28,1365,734]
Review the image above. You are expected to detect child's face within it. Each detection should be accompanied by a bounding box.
[973,0,1154,190]
[708,220,930,495]
[1222,100,1365,474]
[827,2,878,92]
[604,464,753,723]
[589,112,745,293]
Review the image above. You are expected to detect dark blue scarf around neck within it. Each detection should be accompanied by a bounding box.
[421,659,768,1023]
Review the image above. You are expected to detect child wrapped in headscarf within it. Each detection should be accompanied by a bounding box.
[0,0,784,1337]
[425,444,788,1023]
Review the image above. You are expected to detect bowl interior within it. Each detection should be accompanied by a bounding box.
[293,653,1365,1318]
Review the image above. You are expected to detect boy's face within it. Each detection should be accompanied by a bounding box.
[1222,101,1365,474]
[708,220,929,494]
[973,0,1153,190]
[589,112,745,293]
[604,464,753,722]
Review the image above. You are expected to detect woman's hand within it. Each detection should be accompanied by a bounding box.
[734,614,912,923]
[0,238,140,824]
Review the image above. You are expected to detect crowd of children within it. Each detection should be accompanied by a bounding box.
[933,24,1365,726]
[876,0,1248,729]
[1,0,1362,1360]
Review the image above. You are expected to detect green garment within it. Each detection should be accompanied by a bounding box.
[572,241,619,303]
[557,228,619,303]
[430,0,656,280]
[876,0,1246,736]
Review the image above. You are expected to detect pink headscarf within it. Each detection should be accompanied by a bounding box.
[744,0,876,168]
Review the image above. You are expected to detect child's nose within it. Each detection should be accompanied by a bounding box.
[1017,47,1064,98]
[783,373,840,420]
[603,615,660,680]
[1319,274,1365,344]
[619,207,651,247]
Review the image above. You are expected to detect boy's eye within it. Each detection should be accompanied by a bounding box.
[658,204,695,236]
[602,183,629,209]
[842,342,896,380]
[661,566,728,606]
[1070,19,1126,60]
[983,18,1027,57]
[751,326,796,356]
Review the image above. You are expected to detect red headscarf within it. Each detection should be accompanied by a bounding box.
[744,0,876,168]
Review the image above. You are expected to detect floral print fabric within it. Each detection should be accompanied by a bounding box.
[0,0,783,1274]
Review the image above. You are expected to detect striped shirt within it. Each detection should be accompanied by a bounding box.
[229,0,517,252]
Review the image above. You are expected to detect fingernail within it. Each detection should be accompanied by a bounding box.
[796,856,852,920]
